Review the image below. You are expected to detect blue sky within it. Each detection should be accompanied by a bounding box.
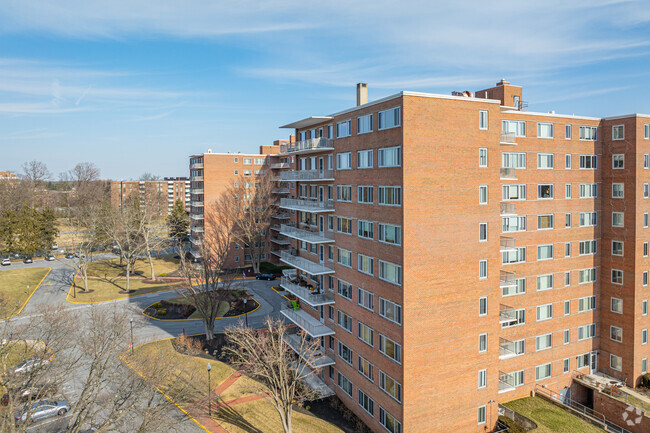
[2,0,650,179]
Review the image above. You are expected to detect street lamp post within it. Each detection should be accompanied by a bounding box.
[130,318,134,355]
[207,363,212,416]
[243,298,248,327]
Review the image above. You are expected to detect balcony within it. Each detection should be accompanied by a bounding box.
[274,213,290,220]
[271,236,291,246]
[192,188,204,195]
[280,276,334,306]
[499,304,517,324]
[500,202,516,216]
[500,132,517,145]
[500,271,516,288]
[280,198,334,213]
[280,251,335,275]
[280,170,335,182]
[190,213,204,221]
[190,162,204,169]
[190,236,203,246]
[500,167,516,180]
[280,225,334,244]
[190,175,203,181]
[283,333,335,368]
[280,138,334,155]
[191,201,204,207]
[271,162,290,170]
[499,338,519,360]
[498,372,516,393]
[280,307,335,338]
[191,226,204,233]
[272,188,290,194]
[292,360,335,398]
[500,237,516,252]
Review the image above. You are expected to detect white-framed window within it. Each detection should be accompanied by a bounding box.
[479,148,488,167]
[378,223,401,246]
[358,389,374,416]
[478,369,487,389]
[645,154,649,169]
[357,219,374,239]
[565,271,571,286]
[611,297,623,314]
[378,107,401,130]
[578,324,596,341]
[358,322,374,347]
[502,119,526,136]
[536,333,552,351]
[612,183,624,198]
[502,152,526,168]
[536,303,553,321]
[337,216,353,234]
[502,309,526,328]
[611,269,623,284]
[564,358,570,373]
[479,222,487,242]
[502,278,526,297]
[538,184,554,199]
[579,183,597,198]
[479,333,487,353]
[610,326,623,343]
[566,184,571,199]
[357,114,373,134]
[566,154,572,169]
[379,297,402,325]
[479,259,488,278]
[358,254,374,276]
[537,245,553,261]
[378,406,401,433]
[579,155,597,169]
[379,260,402,285]
[502,247,526,265]
[579,126,597,140]
[502,216,526,232]
[646,213,649,228]
[479,185,488,204]
[565,242,571,257]
[502,184,526,201]
[337,248,353,267]
[535,363,552,380]
[612,212,624,227]
[643,271,648,286]
[337,310,353,332]
[646,124,650,140]
[478,406,486,425]
[378,335,401,363]
[537,153,554,169]
[338,341,354,365]
[613,154,624,169]
[337,372,353,397]
[643,359,648,374]
[565,124,572,140]
[578,296,596,312]
[479,110,488,130]
[358,288,374,311]
[479,297,488,316]
[537,122,554,138]
[579,212,597,227]
[538,214,554,230]
[357,149,373,169]
[643,329,648,345]
[612,240,624,256]
[566,213,572,228]
[336,120,352,138]
[378,146,401,167]
[378,186,401,206]
[612,125,624,140]
[337,152,352,170]
[357,186,373,204]
[579,268,597,284]
[610,354,622,372]
[644,300,648,316]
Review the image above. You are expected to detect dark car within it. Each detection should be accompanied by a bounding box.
[23,257,33,264]
[2,383,58,405]
[255,273,276,281]
[65,253,74,259]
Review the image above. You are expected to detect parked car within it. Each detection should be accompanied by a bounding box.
[256,273,276,281]
[14,399,70,424]
[2,383,58,405]
[65,253,74,259]
[8,357,48,375]
[51,243,58,250]
[23,257,33,264]
[44,255,55,261]
[1,258,10,266]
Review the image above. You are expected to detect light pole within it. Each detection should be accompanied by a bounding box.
[130,318,134,355]
[243,298,248,328]
[207,363,212,416]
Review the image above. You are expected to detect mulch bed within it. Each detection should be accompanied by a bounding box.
[144,293,258,320]
[170,333,229,362]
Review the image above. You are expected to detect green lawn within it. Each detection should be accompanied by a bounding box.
[85,255,180,278]
[0,268,50,319]
[0,340,42,373]
[69,278,182,303]
[504,397,606,433]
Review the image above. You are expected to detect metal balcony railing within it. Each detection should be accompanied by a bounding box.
[272,188,290,194]
[280,251,335,275]
[280,307,335,338]
[280,225,334,244]
[280,137,334,155]
[500,167,516,180]
[190,175,203,181]
[500,271,516,288]
[190,226,204,233]
[500,132,517,145]
[499,338,518,359]
[500,202,516,216]
[283,333,335,368]
[499,237,516,252]
[271,237,291,246]
[280,277,334,306]
[499,304,517,324]
[498,371,517,392]
[271,162,290,170]
[190,162,204,169]
[280,170,335,181]
[274,213,290,220]
[280,198,334,212]
[191,201,204,207]
[190,213,204,220]
[192,188,204,195]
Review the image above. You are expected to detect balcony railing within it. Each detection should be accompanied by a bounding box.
[280,277,334,306]
[280,170,335,181]
[280,198,334,213]
[274,213,290,220]
[190,237,203,246]
[280,137,334,155]
[190,175,204,181]
[271,237,291,246]
[280,307,335,338]
[190,162,204,169]
[190,226,204,233]
[500,202,516,216]
[280,225,334,244]
[499,237,516,252]
[190,213,204,220]
[500,167,516,180]
[498,371,517,393]
[191,201,204,207]
[500,132,517,145]
[192,188,204,195]
[499,305,517,324]
[272,188,290,194]
[500,271,516,288]
[283,333,335,368]
[499,338,519,360]
[271,162,290,170]
[280,251,335,275]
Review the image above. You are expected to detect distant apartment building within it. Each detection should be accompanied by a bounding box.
[188,140,291,267]
[273,79,650,433]
[0,171,19,180]
[110,177,190,214]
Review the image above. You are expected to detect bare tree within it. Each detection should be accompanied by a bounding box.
[222,317,321,433]
[139,172,160,181]
[60,162,101,187]
[222,173,275,273]
[140,187,168,281]
[21,160,51,184]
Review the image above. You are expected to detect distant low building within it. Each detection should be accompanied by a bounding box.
[0,171,19,180]
[110,177,190,214]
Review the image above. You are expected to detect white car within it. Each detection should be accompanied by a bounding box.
[8,358,49,375]
[1,258,10,266]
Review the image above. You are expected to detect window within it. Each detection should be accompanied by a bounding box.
[378,186,401,206]
[336,185,353,202]
[358,389,374,415]
[646,154,649,169]
[358,254,374,276]
[646,124,650,139]
[357,114,373,134]
[565,242,571,257]
[337,152,352,170]
[611,354,622,372]
[646,183,649,199]
[502,184,526,201]
[538,184,554,199]
[374,371,402,406]
[358,322,374,346]
[580,212,597,227]
[644,300,648,316]
[502,309,525,328]
[643,329,647,345]
[479,297,488,316]
[646,213,649,228]
[479,148,488,167]
[358,288,374,311]
[565,124,572,139]
[535,363,552,380]
[478,406,486,425]
[336,120,351,138]
[566,213,572,228]
[502,247,525,264]
[579,183,597,198]
[537,304,553,321]
[379,297,401,324]
[536,334,552,351]
[612,183,624,198]
[378,223,401,245]
[578,324,596,341]
[611,269,623,284]
[479,222,488,241]
[566,184,571,199]
[379,260,401,285]
[357,186,373,204]
[357,150,373,169]
[337,248,353,267]
[643,359,648,374]
[564,358,570,373]
[579,268,597,284]
[479,259,488,278]
[611,297,623,314]
[537,245,553,261]
[613,154,624,169]
[537,122,554,138]
[610,326,623,343]
[538,214,554,229]
[337,279,353,300]
[479,110,488,130]
[378,107,401,130]
[612,212,624,227]
[378,407,401,433]
[337,372,353,397]
[337,310,353,332]
[643,271,647,286]
[379,335,402,364]
[243,157,251,165]
[565,271,571,286]
[579,155,597,169]
[337,217,353,235]
[538,153,554,169]
[358,220,374,239]
[234,169,239,175]
[338,341,353,365]
[479,185,488,204]
[478,369,487,389]
[579,126,597,140]
[578,296,596,312]
[478,333,487,353]
[502,216,526,232]
[612,241,623,256]
[502,152,526,168]
[612,125,624,140]
[566,154,572,169]
[502,120,526,136]
[564,301,570,316]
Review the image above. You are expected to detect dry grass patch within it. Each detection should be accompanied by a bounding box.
[86,255,180,278]
[0,268,50,319]
[70,279,182,303]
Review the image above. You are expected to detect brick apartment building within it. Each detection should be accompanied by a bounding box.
[110,177,191,215]
[273,79,650,432]
[188,141,291,268]
[0,171,19,180]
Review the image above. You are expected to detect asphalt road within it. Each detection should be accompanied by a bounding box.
[1,254,286,432]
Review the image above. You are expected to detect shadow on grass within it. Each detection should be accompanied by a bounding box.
[213,403,264,433]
